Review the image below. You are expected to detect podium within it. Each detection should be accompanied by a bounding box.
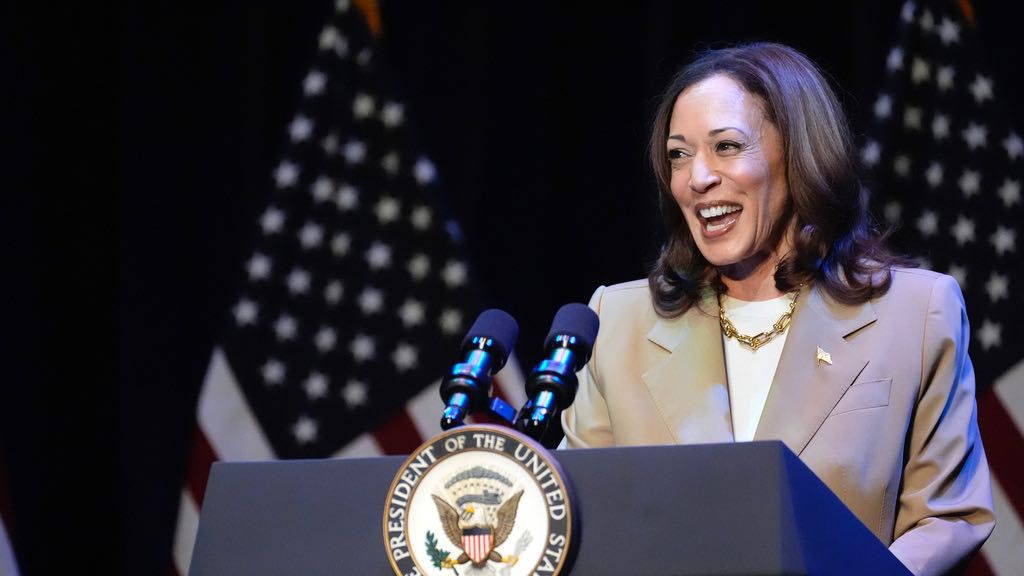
[189,440,909,575]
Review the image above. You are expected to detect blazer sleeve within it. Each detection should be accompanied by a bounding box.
[889,274,995,575]
[561,285,615,448]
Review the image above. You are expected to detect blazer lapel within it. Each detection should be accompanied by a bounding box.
[642,296,735,444]
[754,284,875,455]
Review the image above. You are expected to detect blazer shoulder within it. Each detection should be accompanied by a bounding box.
[587,278,660,332]
[886,267,964,301]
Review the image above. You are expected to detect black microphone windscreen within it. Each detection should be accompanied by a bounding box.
[544,303,600,352]
[461,308,519,367]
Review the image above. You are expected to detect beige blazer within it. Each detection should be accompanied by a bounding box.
[562,268,994,576]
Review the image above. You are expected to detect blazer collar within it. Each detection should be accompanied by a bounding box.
[642,284,876,453]
[753,283,875,454]
[643,294,734,445]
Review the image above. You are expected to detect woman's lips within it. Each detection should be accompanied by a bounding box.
[696,203,742,238]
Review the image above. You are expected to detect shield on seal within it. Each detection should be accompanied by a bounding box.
[461,526,494,564]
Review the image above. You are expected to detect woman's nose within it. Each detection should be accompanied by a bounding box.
[689,153,721,193]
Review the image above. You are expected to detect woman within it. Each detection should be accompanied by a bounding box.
[561,43,993,575]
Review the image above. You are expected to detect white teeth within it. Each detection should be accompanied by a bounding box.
[699,205,741,218]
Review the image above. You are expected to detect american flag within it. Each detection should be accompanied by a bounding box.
[170,2,524,574]
[862,1,1024,573]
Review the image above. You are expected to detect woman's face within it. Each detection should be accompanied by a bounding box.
[666,74,791,274]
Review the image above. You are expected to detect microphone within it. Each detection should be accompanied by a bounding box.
[439,308,519,430]
[515,303,599,448]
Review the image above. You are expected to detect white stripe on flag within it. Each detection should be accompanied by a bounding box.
[407,380,444,441]
[983,473,1024,576]
[173,491,201,576]
[994,358,1024,436]
[496,352,528,407]
[331,433,383,459]
[198,347,275,461]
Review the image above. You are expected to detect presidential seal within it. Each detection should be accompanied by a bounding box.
[383,424,575,576]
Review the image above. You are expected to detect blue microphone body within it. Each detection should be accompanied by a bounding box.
[440,309,518,430]
[516,303,599,447]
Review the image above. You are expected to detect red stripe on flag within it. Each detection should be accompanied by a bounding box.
[373,408,425,455]
[965,551,994,576]
[976,390,1024,518]
[187,427,219,507]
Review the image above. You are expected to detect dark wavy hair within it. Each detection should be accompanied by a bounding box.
[648,42,911,317]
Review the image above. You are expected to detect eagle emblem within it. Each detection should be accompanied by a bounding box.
[430,466,524,569]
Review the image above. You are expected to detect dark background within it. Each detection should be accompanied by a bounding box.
[2,1,1022,574]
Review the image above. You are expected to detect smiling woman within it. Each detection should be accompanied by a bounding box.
[561,42,995,576]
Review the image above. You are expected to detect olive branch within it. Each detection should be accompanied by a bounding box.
[425,531,458,575]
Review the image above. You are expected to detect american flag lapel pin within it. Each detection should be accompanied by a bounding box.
[816,346,833,366]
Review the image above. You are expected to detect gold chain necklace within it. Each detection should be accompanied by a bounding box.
[718,292,798,351]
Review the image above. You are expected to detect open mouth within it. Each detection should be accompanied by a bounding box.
[697,203,742,233]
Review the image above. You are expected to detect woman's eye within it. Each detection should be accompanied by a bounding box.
[716,141,741,152]
[667,149,691,160]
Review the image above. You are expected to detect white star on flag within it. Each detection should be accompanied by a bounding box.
[439,308,463,335]
[1004,133,1023,160]
[298,222,324,249]
[286,268,311,295]
[887,47,905,71]
[352,93,375,119]
[261,359,286,386]
[247,253,272,280]
[903,107,923,130]
[925,162,944,187]
[911,57,930,84]
[392,343,418,372]
[936,65,955,91]
[259,207,285,234]
[288,115,314,142]
[343,140,367,164]
[917,210,939,236]
[233,299,258,326]
[958,169,981,197]
[314,327,337,353]
[962,123,988,150]
[273,314,298,341]
[303,373,329,400]
[398,299,425,327]
[303,69,327,96]
[291,416,318,444]
[990,226,1016,255]
[998,179,1020,207]
[969,74,994,104]
[951,216,975,246]
[874,94,893,119]
[342,379,368,408]
[365,242,392,270]
[413,157,437,185]
[932,114,951,139]
[323,280,344,304]
[411,206,432,230]
[407,253,430,280]
[381,102,404,127]
[937,18,960,45]
[985,273,1009,303]
[330,232,351,256]
[357,287,384,314]
[441,260,468,287]
[311,176,334,202]
[977,319,1001,351]
[375,197,401,223]
[335,184,359,211]
[349,334,376,362]
[274,160,300,188]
